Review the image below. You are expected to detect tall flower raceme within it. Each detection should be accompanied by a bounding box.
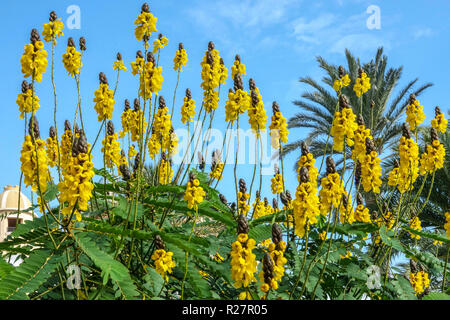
[352,115,372,163]
[139,52,163,100]
[445,212,450,238]
[395,124,420,193]
[292,167,321,237]
[60,120,73,170]
[58,130,94,221]
[330,94,357,151]
[419,128,446,175]
[130,98,147,143]
[101,121,122,170]
[183,173,206,211]
[353,68,371,98]
[20,29,48,82]
[151,235,176,282]
[296,142,318,187]
[180,88,196,124]
[360,137,382,193]
[16,80,40,119]
[406,94,426,132]
[354,193,371,223]
[20,116,49,194]
[134,3,158,42]
[237,179,251,216]
[410,269,430,296]
[173,42,188,72]
[319,157,345,215]
[247,78,267,137]
[159,154,173,185]
[225,76,251,123]
[218,58,228,85]
[409,216,422,240]
[113,52,127,72]
[200,42,222,113]
[62,37,82,77]
[119,99,133,138]
[339,194,355,225]
[93,72,115,122]
[46,126,58,168]
[152,33,168,53]
[268,102,289,150]
[252,192,268,220]
[149,96,172,157]
[230,214,257,290]
[42,11,64,45]
[332,65,351,94]
[431,106,448,133]
[131,50,145,76]
[270,164,284,195]
[209,149,224,181]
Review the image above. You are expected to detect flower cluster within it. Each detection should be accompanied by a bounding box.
[361,138,382,193]
[112,52,127,71]
[16,81,40,119]
[247,79,267,137]
[353,69,371,97]
[409,216,422,240]
[62,37,82,77]
[139,52,163,99]
[200,42,223,113]
[152,33,168,53]
[225,86,251,122]
[151,236,176,282]
[319,157,345,215]
[93,73,115,122]
[173,42,188,71]
[270,166,284,195]
[352,115,372,163]
[180,89,196,124]
[410,270,430,295]
[131,51,145,75]
[405,94,426,131]
[184,173,206,210]
[419,128,446,175]
[209,151,224,181]
[333,66,351,93]
[445,212,450,239]
[330,94,357,151]
[431,106,447,133]
[101,121,122,170]
[159,156,173,185]
[42,11,64,44]
[354,194,371,223]
[134,3,157,42]
[20,29,48,82]
[269,102,289,149]
[46,126,58,168]
[261,224,287,293]
[296,143,318,186]
[339,194,355,224]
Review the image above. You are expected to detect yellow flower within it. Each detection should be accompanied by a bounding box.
[361,149,382,193]
[20,32,48,82]
[270,173,284,194]
[296,152,318,187]
[184,178,206,210]
[355,204,371,223]
[340,250,352,259]
[319,169,345,216]
[445,212,450,239]
[319,231,328,241]
[16,84,40,119]
[113,53,127,71]
[339,195,355,225]
[409,217,422,240]
[231,56,246,80]
[159,158,173,185]
[173,43,188,71]
[214,252,224,262]
[247,82,267,137]
[406,95,426,131]
[203,89,219,113]
[46,128,58,168]
[139,58,163,99]
[431,107,447,133]
[230,234,257,288]
[62,41,82,77]
[330,99,357,151]
[101,124,122,170]
[20,134,49,193]
[134,8,158,42]
[60,124,73,171]
[130,54,145,76]
[419,138,445,175]
[352,120,372,163]
[410,271,430,295]
[209,162,224,181]
[42,17,64,44]
[180,92,196,124]
[93,80,115,122]
[152,35,169,53]
[333,74,351,93]
[353,72,371,97]
[225,89,251,122]
[396,129,420,193]
[237,191,251,216]
[151,249,176,282]
[238,291,252,300]
[293,170,320,237]
[200,43,221,91]
[269,103,289,149]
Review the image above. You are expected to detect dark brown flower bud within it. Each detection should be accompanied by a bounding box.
[158,95,166,109]
[250,88,259,106]
[188,171,197,182]
[285,190,292,202]
[393,159,399,168]
[235,54,241,63]
[72,130,88,157]
[136,50,143,59]
[79,37,86,51]
[365,137,375,154]
[64,120,72,132]
[67,37,75,47]
[272,224,282,245]
[230,202,236,212]
[371,210,378,221]
[116,52,122,61]
[124,99,130,111]
[299,166,309,183]
[262,253,275,284]
[206,51,214,65]
[237,214,249,234]
[435,106,442,116]
[198,152,205,170]
[357,114,365,126]
[178,42,184,50]
[280,192,288,206]
[233,73,243,91]
[147,52,155,64]
[342,194,348,208]
[358,67,364,77]
[272,101,280,114]
[161,152,167,161]
[208,41,215,51]
[120,164,131,181]
[220,57,224,65]
[370,100,375,109]
[431,127,439,143]
[99,72,108,85]
[249,78,256,91]
[28,116,40,140]
[301,141,310,156]
[120,149,126,158]
[143,35,149,43]
[409,94,416,105]
[107,120,115,136]
[339,94,349,110]
[356,193,363,206]
[49,11,57,22]
[134,98,140,111]
[410,259,418,274]
[133,153,140,173]
[239,178,247,193]
[272,198,278,210]
[326,156,336,175]
[141,2,150,13]
[402,123,411,139]
[30,29,40,44]
[185,88,191,100]
[49,126,56,139]
[256,190,261,199]
[355,161,361,187]
[155,235,165,250]
[21,80,29,93]
[264,197,269,206]
[219,194,228,206]
[338,65,345,78]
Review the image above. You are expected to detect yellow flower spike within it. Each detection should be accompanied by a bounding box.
[134,3,158,42]
[444,212,450,238]
[431,106,447,133]
[62,38,82,77]
[130,51,145,76]
[352,115,372,163]
[406,94,426,131]
[410,270,430,295]
[173,42,188,71]
[42,11,64,45]
[159,157,173,185]
[269,102,289,149]
[93,73,115,122]
[319,157,346,216]
[396,125,420,193]
[20,29,48,82]
[46,126,58,168]
[209,150,225,182]
[409,216,422,240]
[339,194,356,225]
[270,173,284,195]
[361,140,382,194]
[296,143,318,187]
[181,89,196,124]
[112,52,127,71]
[16,81,40,119]
[354,194,371,223]
[101,121,122,170]
[139,52,163,100]
[333,67,351,93]
[330,95,357,152]
[152,33,169,53]
[151,238,176,282]
[248,79,267,137]
[184,175,206,211]
[419,128,446,175]
[353,70,371,97]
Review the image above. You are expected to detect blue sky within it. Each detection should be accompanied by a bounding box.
[0,0,449,206]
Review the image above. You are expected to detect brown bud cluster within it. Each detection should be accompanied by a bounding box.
[185,88,191,100]
[79,37,86,51]
[299,166,309,183]
[326,156,336,175]
[99,72,108,85]
[30,29,40,44]
[272,101,280,114]
[239,178,247,193]
[237,214,249,235]
[28,116,40,140]
[155,235,165,250]
[339,94,350,110]
[402,123,411,139]
[64,120,72,132]
[67,37,75,47]
[233,73,243,91]
[49,126,56,139]
[72,131,88,157]
[134,98,140,111]
[124,99,130,111]
[49,11,57,22]
[107,120,115,136]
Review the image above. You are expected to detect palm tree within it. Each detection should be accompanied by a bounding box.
[285,47,433,171]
